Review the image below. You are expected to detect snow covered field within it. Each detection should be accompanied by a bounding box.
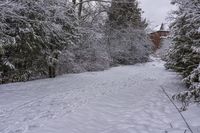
[0,57,200,133]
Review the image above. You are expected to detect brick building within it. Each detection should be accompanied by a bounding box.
[150,24,170,50]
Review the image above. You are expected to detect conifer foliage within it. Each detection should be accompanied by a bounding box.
[166,0,200,104]
[108,0,146,29]
[0,0,79,83]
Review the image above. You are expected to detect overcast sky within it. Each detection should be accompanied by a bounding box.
[138,0,175,28]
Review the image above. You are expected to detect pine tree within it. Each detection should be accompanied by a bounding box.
[0,0,80,83]
[166,0,200,105]
[108,0,147,29]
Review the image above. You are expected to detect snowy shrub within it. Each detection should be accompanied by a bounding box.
[76,34,111,71]
[76,18,111,72]
[108,28,151,65]
[166,0,200,105]
[57,50,84,74]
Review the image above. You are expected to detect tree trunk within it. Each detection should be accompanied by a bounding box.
[78,0,83,18]
[49,66,56,78]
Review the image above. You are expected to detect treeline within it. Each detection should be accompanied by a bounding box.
[0,0,152,84]
[166,0,200,105]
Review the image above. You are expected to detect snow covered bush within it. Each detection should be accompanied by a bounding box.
[75,30,111,71]
[0,0,80,83]
[166,0,200,105]
[107,28,151,65]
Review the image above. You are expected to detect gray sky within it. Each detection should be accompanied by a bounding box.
[138,0,175,28]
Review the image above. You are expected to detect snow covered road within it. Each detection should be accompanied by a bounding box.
[0,57,200,133]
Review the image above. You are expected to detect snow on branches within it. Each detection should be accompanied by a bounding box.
[0,0,152,83]
[166,0,200,105]
[0,0,80,82]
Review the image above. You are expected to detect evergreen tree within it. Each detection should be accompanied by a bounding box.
[0,0,80,83]
[166,0,200,105]
[108,0,147,29]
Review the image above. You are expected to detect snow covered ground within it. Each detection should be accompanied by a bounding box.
[0,57,200,133]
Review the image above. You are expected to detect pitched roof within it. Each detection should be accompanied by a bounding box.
[153,23,169,32]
